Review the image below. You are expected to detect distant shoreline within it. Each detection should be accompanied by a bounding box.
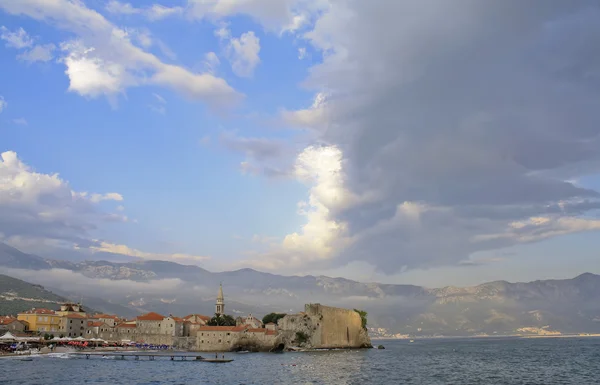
[371,334,600,340]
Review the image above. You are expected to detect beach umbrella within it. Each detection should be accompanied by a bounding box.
[0,332,17,340]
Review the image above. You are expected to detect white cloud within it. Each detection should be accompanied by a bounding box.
[225,31,261,78]
[17,43,56,63]
[0,0,241,108]
[60,41,127,100]
[12,118,27,125]
[152,92,166,104]
[84,241,211,263]
[105,1,182,20]
[0,26,33,48]
[243,2,600,275]
[146,4,183,21]
[298,47,307,59]
[186,0,328,33]
[105,0,140,15]
[0,150,123,248]
[242,145,353,271]
[203,51,220,74]
[0,96,6,113]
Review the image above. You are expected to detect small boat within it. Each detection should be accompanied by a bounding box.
[409,340,414,343]
[20,357,33,361]
[200,358,234,363]
[236,350,250,354]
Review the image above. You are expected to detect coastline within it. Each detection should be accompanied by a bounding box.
[371,333,600,341]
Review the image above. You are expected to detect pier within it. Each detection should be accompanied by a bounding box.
[73,352,232,362]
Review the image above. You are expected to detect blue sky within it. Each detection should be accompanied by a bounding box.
[1,0,600,287]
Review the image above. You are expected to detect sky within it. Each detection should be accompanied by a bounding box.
[1,0,600,288]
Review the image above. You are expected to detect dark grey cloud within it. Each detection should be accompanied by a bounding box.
[294,0,600,272]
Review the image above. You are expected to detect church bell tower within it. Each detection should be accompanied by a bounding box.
[216,283,225,316]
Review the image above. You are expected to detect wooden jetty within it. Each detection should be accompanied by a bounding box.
[73,352,233,363]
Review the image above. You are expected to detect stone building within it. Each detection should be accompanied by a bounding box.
[0,316,26,333]
[136,312,165,335]
[62,313,87,337]
[265,322,277,331]
[161,315,184,337]
[236,314,263,329]
[196,325,247,351]
[85,321,112,338]
[93,314,120,327]
[183,314,211,337]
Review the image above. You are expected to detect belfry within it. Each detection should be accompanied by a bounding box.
[215,283,225,316]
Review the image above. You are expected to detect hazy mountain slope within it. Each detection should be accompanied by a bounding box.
[1,243,599,336]
[0,274,69,315]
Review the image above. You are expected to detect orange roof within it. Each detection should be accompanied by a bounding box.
[94,314,120,320]
[266,330,278,336]
[184,314,211,321]
[198,325,247,332]
[87,321,105,327]
[172,317,184,322]
[247,328,266,333]
[0,317,19,325]
[66,313,86,319]
[20,308,55,315]
[137,312,165,321]
[116,323,137,328]
[265,322,276,325]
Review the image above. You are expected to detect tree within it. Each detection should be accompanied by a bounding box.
[262,313,286,326]
[354,309,368,330]
[206,314,236,326]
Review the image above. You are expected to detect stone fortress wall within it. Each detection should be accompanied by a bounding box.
[305,303,366,348]
[278,303,371,349]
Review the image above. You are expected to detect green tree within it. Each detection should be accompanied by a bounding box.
[354,309,368,330]
[295,331,308,344]
[262,313,286,326]
[206,314,236,326]
[43,333,51,340]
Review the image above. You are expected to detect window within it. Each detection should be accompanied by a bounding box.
[227,333,230,336]
[201,333,204,336]
[218,339,221,343]
[158,324,161,327]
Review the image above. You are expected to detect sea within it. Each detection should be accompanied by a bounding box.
[1,337,599,384]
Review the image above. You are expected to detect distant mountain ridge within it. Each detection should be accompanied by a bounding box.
[0,242,599,336]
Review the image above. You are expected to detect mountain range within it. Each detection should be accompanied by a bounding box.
[1,242,599,336]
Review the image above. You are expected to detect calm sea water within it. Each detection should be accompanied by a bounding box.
[1,338,599,384]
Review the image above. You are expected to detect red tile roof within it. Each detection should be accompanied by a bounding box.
[20,308,55,315]
[66,313,86,319]
[266,330,278,336]
[0,317,19,325]
[137,312,165,321]
[184,314,211,322]
[94,314,120,320]
[198,325,247,332]
[87,321,105,327]
[265,322,276,325]
[247,328,266,333]
[171,317,184,322]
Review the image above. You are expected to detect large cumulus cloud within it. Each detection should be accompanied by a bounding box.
[248,0,600,273]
